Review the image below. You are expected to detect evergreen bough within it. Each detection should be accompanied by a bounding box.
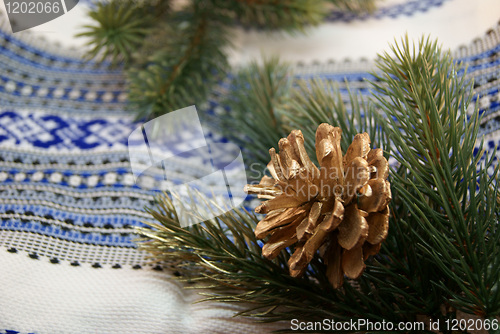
[78,0,374,120]
[137,36,500,333]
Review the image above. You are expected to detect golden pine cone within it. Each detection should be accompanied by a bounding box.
[245,123,391,289]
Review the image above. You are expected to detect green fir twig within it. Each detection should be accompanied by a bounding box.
[137,36,500,331]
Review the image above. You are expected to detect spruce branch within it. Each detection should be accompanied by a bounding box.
[209,0,328,32]
[77,0,169,64]
[372,35,500,318]
[136,191,411,326]
[219,57,292,171]
[327,0,376,13]
[137,35,500,330]
[220,63,388,173]
[127,4,230,119]
[78,0,378,119]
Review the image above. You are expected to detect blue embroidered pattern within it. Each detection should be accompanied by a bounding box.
[326,0,451,22]
[82,0,453,22]
[1,23,499,260]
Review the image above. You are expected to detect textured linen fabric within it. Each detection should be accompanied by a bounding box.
[1,1,500,333]
[0,252,285,334]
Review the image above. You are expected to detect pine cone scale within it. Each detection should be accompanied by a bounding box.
[254,207,307,239]
[268,148,285,181]
[367,148,389,179]
[296,201,322,240]
[319,198,344,232]
[290,130,318,175]
[363,242,382,260]
[366,208,390,245]
[342,243,366,279]
[343,133,371,166]
[343,157,370,204]
[316,125,344,186]
[262,224,300,259]
[255,193,304,214]
[337,204,369,250]
[358,179,391,213]
[325,238,344,289]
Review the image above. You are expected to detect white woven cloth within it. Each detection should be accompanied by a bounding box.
[0,252,284,333]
